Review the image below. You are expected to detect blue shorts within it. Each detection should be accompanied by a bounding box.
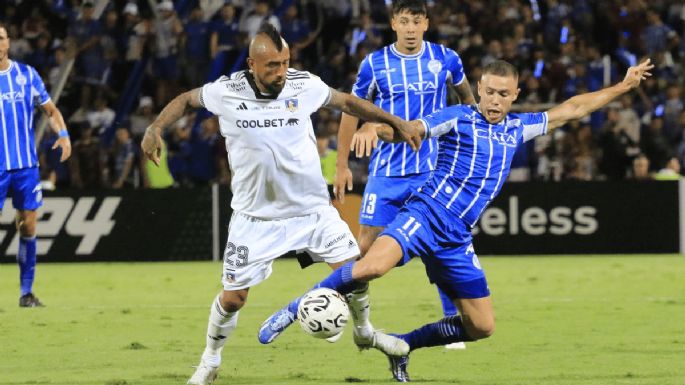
[360,173,430,227]
[0,167,43,211]
[381,194,490,299]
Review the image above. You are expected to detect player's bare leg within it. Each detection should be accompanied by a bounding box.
[188,289,247,385]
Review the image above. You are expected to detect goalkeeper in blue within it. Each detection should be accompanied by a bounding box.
[262,58,653,381]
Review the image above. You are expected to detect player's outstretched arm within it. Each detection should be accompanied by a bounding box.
[350,121,426,158]
[326,88,422,151]
[547,59,653,133]
[142,88,203,166]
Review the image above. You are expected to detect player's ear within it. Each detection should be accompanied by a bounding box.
[513,87,521,102]
[246,57,255,72]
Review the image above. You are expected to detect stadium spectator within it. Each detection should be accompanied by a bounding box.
[68,1,106,107]
[240,0,280,39]
[140,140,175,189]
[7,23,32,61]
[69,122,106,189]
[86,94,115,135]
[130,96,156,140]
[631,153,653,180]
[641,8,679,55]
[0,22,71,307]
[152,0,183,105]
[654,155,682,180]
[108,126,137,189]
[642,116,672,173]
[209,4,241,74]
[187,117,220,185]
[141,23,416,385]
[316,126,337,186]
[182,6,211,88]
[597,107,636,180]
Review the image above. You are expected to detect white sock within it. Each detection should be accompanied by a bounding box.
[201,294,238,367]
[346,283,373,337]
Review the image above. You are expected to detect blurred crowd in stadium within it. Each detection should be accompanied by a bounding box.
[2,0,685,189]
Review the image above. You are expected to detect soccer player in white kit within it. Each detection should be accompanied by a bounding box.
[141,23,420,385]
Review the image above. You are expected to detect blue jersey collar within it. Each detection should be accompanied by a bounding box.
[0,60,14,74]
[390,41,426,58]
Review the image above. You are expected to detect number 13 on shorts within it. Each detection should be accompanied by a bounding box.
[361,193,377,215]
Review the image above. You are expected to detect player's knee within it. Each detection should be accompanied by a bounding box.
[16,217,36,236]
[219,291,247,312]
[469,319,495,340]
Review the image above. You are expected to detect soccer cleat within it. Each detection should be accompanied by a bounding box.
[258,306,295,344]
[19,293,44,307]
[187,361,219,385]
[354,329,409,357]
[445,341,467,350]
[388,354,410,382]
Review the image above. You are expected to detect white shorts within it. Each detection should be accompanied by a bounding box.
[221,205,360,290]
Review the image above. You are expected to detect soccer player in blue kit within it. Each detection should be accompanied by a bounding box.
[265,58,653,381]
[333,0,475,349]
[0,23,71,307]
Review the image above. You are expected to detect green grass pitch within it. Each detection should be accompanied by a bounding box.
[1,256,684,385]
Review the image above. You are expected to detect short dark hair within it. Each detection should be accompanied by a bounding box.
[257,22,284,51]
[482,60,519,80]
[392,0,427,16]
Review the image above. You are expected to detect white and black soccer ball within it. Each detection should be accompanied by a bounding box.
[297,288,349,339]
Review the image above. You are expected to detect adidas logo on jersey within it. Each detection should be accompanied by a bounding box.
[236,102,248,110]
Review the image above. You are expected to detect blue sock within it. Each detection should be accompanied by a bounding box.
[438,287,458,316]
[287,261,358,317]
[398,315,474,351]
[18,237,37,296]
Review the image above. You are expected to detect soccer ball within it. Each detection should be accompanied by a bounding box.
[297,288,349,339]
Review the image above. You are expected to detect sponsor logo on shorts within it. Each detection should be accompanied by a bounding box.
[33,184,42,202]
[472,254,482,270]
[325,233,348,248]
[225,270,236,283]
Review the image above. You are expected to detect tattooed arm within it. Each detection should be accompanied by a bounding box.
[141,88,202,166]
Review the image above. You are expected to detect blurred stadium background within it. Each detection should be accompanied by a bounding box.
[0,0,684,384]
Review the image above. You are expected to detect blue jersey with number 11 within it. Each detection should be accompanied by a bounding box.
[352,42,466,177]
[419,105,548,227]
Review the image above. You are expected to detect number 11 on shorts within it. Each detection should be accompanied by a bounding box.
[402,216,421,236]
